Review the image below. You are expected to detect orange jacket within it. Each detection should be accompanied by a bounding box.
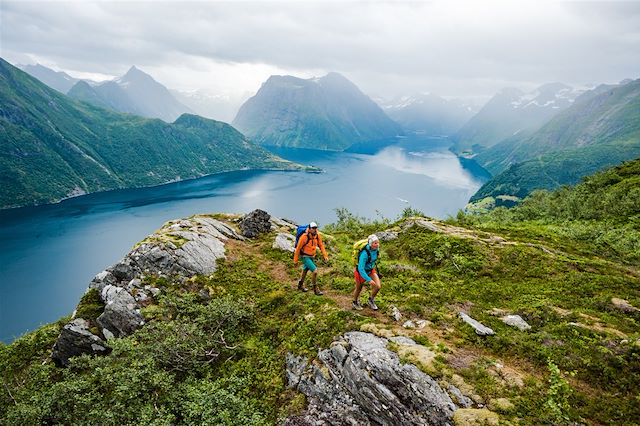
[293,231,328,263]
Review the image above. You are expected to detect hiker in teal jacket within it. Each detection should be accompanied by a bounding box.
[352,234,381,311]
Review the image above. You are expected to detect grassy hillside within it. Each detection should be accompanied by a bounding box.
[1,191,639,424]
[466,157,640,264]
[0,58,301,209]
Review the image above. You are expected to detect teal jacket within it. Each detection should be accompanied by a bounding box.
[357,244,379,282]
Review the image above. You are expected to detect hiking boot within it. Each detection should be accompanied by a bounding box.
[313,285,324,296]
[352,300,364,311]
[297,280,308,292]
[367,296,379,311]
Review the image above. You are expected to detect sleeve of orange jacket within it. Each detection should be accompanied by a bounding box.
[317,234,328,260]
[293,233,308,263]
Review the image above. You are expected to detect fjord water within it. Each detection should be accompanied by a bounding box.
[0,137,486,342]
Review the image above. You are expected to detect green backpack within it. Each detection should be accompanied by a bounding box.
[351,239,380,268]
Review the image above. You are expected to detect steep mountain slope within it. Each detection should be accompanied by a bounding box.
[453,83,583,153]
[18,63,80,93]
[68,66,192,122]
[471,79,640,201]
[382,93,476,135]
[0,58,302,209]
[232,72,402,150]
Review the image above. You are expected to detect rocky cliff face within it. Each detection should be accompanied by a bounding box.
[52,216,246,365]
[285,331,457,426]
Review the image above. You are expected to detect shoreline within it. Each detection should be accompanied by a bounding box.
[0,164,322,213]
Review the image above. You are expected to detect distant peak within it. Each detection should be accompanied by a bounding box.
[120,65,153,82]
[320,72,350,82]
[535,82,572,93]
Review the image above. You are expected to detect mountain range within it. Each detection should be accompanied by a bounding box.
[232,72,402,150]
[20,63,193,123]
[18,63,82,93]
[0,58,301,210]
[470,78,640,202]
[453,83,584,153]
[381,93,477,135]
[67,66,192,122]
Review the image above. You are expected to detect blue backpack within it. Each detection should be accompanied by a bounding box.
[295,224,310,249]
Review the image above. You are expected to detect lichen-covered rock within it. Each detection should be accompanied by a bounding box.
[51,319,110,366]
[488,397,515,413]
[273,232,295,252]
[239,208,272,238]
[403,219,441,233]
[452,408,499,426]
[285,331,456,425]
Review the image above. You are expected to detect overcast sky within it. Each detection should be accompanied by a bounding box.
[2,1,639,102]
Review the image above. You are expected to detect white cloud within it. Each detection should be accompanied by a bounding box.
[1,0,639,99]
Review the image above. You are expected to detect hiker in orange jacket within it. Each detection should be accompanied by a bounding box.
[293,222,329,295]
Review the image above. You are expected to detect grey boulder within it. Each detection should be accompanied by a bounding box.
[96,285,145,338]
[273,232,296,252]
[501,315,531,331]
[240,209,272,238]
[51,318,110,366]
[459,312,495,336]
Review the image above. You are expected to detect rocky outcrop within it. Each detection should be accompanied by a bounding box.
[51,319,110,366]
[284,331,456,426]
[52,215,243,365]
[239,209,272,238]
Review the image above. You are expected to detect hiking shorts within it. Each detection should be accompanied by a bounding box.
[302,256,317,272]
[354,268,377,285]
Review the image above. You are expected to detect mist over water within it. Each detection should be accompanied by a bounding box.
[0,140,486,342]
[372,147,480,190]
